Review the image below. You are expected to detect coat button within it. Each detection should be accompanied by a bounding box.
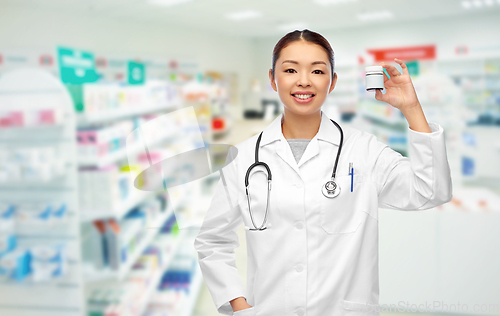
[296,308,305,316]
[294,222,304,230]
[295,264,304,272]
[293,182,303,188]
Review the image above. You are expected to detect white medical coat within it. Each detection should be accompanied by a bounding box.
[194,110,453,316]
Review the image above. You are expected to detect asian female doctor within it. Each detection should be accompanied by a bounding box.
[194,29,453,316]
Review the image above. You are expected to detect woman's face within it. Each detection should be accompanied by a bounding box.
[269,41,337,116]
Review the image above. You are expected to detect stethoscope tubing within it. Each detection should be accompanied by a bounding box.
[329,119,344,181]
[245,178,271,231]
[245,118,343,231]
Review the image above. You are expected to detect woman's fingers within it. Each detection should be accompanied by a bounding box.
[394,58,410,76]
[374,89,386,102]
[383,68,390,83]
[380,62,402,78]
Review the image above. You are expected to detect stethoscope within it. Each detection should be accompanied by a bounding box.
[244,118,344,231]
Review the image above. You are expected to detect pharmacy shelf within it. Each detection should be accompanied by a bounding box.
[76,102,181,127]
[328,62,358,109]
[181,264,204,316]
[77,131,178,168]
[83,207,175,282]
[359,109,407,127]
[0,69,83,316]
[85,231,188,316]
[134,231,187,316]
[80,191,157,222]
[435,56,500,116]
[0,176,74,191]
[368,123,408,151]
[147,256,204,316]
[0,260,81,288]
[0,125,68,143]
[212,117,232,137]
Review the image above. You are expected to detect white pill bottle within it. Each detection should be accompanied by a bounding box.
[365,66,385,91]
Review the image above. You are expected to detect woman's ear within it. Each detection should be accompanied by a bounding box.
[269,69,277,92]
[328,72,338,94]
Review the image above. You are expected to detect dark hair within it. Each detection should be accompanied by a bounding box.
[271,29,335,80]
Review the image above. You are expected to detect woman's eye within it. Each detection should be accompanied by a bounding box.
[284,69,323,74]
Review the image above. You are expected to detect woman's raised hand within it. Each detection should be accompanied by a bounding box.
[375,58,421,112]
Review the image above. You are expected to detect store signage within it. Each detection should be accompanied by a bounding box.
[127,61,145,85]
[57,47,98,84]
[169,59,179,70]
[455,45,469,55]
[40,54,53,66]
[6,55,28,64]
[109,59,126,68]
[367,45,436,61]
[406,60,419,76]
[96,57,107,68]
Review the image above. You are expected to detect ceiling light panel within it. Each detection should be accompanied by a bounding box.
[357,10,394,22]
[148,0,194,7]
[225,10,263,21]
[277,22,308,32]
[461,0,472,8]
[472,0,483,7]
[312,0,358,5]
[460,0,500,9]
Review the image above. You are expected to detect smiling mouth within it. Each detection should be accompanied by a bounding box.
[291,94,315,100]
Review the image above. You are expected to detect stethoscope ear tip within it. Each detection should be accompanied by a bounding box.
[244,226,250,231]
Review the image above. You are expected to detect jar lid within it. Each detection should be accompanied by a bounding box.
[365,66,384,73]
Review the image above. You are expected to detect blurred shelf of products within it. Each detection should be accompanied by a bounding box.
[75,69,233,316]
[0,69,84,316]
[347,55,500,309]
[351,56,500,197]
[0,58,235,316]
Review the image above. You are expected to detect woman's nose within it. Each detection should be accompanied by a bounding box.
[297,73,311,86]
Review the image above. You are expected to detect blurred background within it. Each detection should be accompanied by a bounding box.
[0,0,499,315]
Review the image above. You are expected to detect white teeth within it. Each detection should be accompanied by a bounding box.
[293,94,313,99]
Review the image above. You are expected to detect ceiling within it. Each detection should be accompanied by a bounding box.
[1,0,498,38]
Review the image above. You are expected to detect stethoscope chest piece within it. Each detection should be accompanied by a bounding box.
[322,179,341,198]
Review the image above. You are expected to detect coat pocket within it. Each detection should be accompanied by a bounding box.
[233,306,256,316]
[319,175,364,234]
[342,299,380,315]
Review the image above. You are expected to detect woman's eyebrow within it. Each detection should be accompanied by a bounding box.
[282,60,327,66]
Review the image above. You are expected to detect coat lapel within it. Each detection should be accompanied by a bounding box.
[259,113,298,176]
[297,136,319,168]
[275,138,301,177]
[296,110,340,169]
[259,110,341,177]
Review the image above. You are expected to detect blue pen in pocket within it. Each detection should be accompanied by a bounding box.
[349,163,353,192]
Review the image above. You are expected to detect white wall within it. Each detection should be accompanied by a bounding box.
[252,11,500,87]
[0,5,257,100]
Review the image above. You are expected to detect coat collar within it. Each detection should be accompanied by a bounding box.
[257,110,342,174]
[258,109,341,148]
